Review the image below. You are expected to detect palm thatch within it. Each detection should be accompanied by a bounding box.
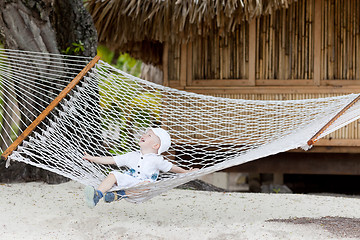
[86,0,297,65]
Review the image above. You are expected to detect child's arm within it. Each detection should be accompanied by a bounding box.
[83,152,116,165]
[170,165,199,173]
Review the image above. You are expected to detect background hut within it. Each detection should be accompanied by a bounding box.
[87,0,360,191]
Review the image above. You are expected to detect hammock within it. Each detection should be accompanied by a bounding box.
[1,49,360,203]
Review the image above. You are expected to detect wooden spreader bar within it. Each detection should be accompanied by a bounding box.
[307,94,360,146]
[1,55,101,161]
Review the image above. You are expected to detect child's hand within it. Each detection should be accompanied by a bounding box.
[170,165,200,174]
[82,154,114,165]
[187,167,199,172]
[83,152,93,161]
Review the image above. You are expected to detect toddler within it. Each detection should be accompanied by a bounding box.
[83,128,197,208]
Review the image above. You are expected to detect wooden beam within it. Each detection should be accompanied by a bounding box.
[291,146,360,153]
[256,79,315,85]
[226,152,360,175]
[1,55,101,161]
[321,80,360,85]
[191,79,251,86]
[181,86,360,94]
[314,138,360,147]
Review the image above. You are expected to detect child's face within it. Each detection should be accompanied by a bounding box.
[139,129,161,152]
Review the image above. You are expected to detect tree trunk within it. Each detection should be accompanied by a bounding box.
[0,0,97,183]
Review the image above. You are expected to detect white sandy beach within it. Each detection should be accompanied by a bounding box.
[1,181,360,240]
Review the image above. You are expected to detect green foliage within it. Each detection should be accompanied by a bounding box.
[97,45,151,152]
[97,45,142,77]
[62,41,85,55]
[99,71,161,152]
[97,45,114,63]
[116,53,141,77]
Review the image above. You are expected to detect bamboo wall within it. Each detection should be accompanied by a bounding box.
[322,0,360,80]
[168,43,181,81]
[168,0,360,84]
[256,0,314,80]
[165,0,360,149]
[192,24,249,80]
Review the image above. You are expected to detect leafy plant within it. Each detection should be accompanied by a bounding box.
[99,74,161,153]
[96,45,163,154]
[97,45,114,63]
[62,41,85,55]
[97,45,142,77]
[116,53,141,77]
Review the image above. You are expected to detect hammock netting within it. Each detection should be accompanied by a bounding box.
[1,49,360,203]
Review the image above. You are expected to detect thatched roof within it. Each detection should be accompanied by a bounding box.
[87,0,296,66]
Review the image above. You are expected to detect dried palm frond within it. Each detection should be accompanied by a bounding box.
[86,0,296,65]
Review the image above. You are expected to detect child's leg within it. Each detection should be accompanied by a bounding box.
[84,173,117,208]
[104,181,150,203]
[97,173,117,194]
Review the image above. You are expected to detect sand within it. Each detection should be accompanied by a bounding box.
[1,181,360,240]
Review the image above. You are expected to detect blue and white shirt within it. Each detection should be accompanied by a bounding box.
[113,151,173,181]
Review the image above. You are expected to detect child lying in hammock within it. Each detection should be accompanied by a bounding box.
[83,127,198,208]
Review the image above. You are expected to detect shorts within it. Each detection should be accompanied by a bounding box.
[110,170,143,189]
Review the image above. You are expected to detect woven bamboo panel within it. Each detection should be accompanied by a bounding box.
[322,0,360,80]
[168,43,181,81]
[256,0,314,80]
[167,0,360,85]
[191,24,249,80]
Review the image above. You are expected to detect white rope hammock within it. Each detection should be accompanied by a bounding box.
[1,48,360,203]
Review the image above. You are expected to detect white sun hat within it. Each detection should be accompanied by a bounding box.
[150,128,171,154]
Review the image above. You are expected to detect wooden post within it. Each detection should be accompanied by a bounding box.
[179,43,187,87]
[1,55,101,161]
[187,42,193,86]
[273,173,284,185]
[313,0,321,85]
[249,19,256,86]
[162,43,169,86]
